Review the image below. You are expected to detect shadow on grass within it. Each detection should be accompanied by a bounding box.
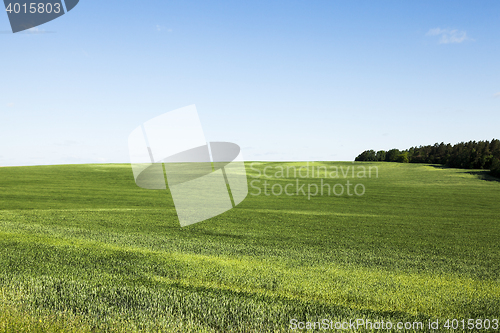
[426,164,500,182]
[426,164,449,170]
[467,171,500,183]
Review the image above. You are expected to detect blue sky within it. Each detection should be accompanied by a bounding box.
[1,0,499,166]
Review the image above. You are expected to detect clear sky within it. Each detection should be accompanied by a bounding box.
[1,0,499,166]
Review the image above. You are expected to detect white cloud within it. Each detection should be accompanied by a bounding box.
[156,25,172,32]
[494,92,500,98]
[27,27,44,34]
[427,28,472,44]
[20,27,53,34]
[6,103,14,107]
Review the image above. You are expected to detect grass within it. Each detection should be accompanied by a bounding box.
[0,162,499,332]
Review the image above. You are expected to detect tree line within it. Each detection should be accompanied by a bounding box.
[355,139,500,177]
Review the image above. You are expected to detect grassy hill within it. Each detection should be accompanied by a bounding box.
[0,162,499,332]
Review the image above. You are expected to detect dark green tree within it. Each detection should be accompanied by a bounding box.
[491,157,500,177]
[385,149,400,162]
[355,139,500,174]
[355,150,377,161]
[397,152,409,163]
[376,150,386,161]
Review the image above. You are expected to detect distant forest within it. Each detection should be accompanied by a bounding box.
[355,139,500,177]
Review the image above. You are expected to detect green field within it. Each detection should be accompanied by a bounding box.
[0,162,499,332]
